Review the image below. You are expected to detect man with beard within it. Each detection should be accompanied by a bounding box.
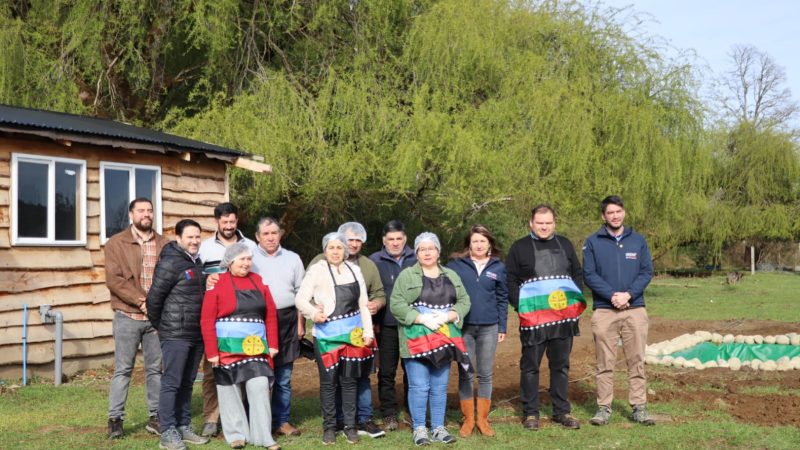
[104,198,170,439]
[506,204,584,431]
[250,217,305,437]
[369,220,417,431]
[583,195,654,426]
[197,202,257,437]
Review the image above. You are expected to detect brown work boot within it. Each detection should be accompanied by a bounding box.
[459,399,475,437]
[475,398,495,436]
[552,414,581,429]
[522,415,539,430]
[275,422,301,436]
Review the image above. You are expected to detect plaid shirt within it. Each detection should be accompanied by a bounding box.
[119,227,157,321]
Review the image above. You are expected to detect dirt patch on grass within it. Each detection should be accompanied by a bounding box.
[288,315,800,427]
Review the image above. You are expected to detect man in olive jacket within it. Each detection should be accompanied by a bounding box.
[104,198,169,439]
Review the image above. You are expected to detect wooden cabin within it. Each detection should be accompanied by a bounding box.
[0,104,269,380]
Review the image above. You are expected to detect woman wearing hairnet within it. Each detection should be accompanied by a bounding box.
[390,232,471,446]
[200,242,281,450]
[295,232,375,445]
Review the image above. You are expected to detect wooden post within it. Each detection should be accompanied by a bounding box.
[750,246,755,275]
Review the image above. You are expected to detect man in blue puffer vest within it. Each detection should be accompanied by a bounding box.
[582,195,655,427]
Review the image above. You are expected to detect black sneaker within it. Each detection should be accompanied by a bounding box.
[322,429,337,445]
[335,421,345,432]
[357,420,386,438]
[108,418,123,439]
[146,416,161,435]
[343,426,360,444]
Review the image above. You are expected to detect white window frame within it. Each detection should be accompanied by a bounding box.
[99,162,163,244]
[10,153,87,246]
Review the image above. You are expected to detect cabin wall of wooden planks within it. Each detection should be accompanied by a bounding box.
[0,134,230,380]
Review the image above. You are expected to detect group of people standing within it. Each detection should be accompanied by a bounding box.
[103,194,655,449]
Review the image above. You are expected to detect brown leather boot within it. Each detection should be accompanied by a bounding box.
[476,398,495,436]
[459,399,475,437]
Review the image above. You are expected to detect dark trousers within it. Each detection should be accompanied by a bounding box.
[376,325,408,418]
[519,336,573,417]
[315,345,357,430]
[159,339,205,430]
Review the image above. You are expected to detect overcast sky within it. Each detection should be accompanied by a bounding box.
[592,0,799,120]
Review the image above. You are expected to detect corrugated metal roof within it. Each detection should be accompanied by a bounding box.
[0,104,244,157]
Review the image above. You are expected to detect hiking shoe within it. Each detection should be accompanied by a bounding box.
[343,426,360,444]
[160,427,188,450]
[632,404,656,426]
[146,416,161,435]
[383,415,399,431]
[552,414,581,429]
[108,417,124,439]
[412,426,431,446]
[335,421,345,432]
[322,428,337,445]
[358,420,386,438]
[431,426,456,444]
[590,405,612,426]
[200,422,219,437]
[230,440,246,449]
[274,422,301,436]
[178,424,210,444]
[522,415,539,430]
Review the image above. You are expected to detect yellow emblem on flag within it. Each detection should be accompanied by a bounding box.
[242,335,265,356]
[437,323,451,337]
[548,290,568,310]
[350,327,365,347]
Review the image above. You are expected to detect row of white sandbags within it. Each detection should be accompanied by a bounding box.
[645,354,800,371]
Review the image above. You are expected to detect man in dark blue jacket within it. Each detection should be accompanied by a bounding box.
[369,220,417,431]
[506,205,584,431]
[146,219,209,449]
[582,195,654,427]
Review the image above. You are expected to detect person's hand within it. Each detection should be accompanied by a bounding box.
[297,321,306,339]
[313,311,328,323]
[431,310,449,324]
[611,292,631,309]
[206,273,220,290]
[498,333,506,343]
[366,300,382,315]
[268,348,279,358]
[208,356,220,367]
[418,313,445,330]
[138,299,148,314]
[363,337,374,347]
[445,311,459,323]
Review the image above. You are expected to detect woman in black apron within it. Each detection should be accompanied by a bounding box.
[294,232,375,445]
[201,242,281,450]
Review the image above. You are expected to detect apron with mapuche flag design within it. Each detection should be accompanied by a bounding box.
[517,238,587,346]
[213,275,274,385]
[403,274,471,372]
[314,263,375,377]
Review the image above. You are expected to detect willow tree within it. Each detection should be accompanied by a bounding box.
[170,0,713,260]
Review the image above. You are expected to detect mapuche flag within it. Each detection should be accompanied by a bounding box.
[215,318,269,365]
[518,275,586,334]
[315,311,375,375]
[404,305,471,371]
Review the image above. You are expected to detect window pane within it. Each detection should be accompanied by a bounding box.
[17,161,48,238]
[55,162,82,240]
[104,168,130,238]
[135,168,157,201]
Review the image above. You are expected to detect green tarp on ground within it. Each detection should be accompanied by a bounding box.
[669,342,800,363]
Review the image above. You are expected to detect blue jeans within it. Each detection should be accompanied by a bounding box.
[271,362,294,429]
[336,374,373,424]
[108,311,162,419]
[458,324,499,400]
[404,359,449,429]
[159,340,205,429]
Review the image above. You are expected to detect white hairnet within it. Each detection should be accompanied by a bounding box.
[337,221,367,243]
[414,232,441,253]
[322,232,350,259]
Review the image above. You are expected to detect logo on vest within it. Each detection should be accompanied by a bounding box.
[548,290,568,310]
[350,327,365,347]
[242,335,265,355]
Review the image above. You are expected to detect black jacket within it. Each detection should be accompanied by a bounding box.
[369,246,417,326]
[146,241,206,341]
[506,234,583,311]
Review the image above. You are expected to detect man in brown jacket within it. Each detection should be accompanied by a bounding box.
[105,197,170,439]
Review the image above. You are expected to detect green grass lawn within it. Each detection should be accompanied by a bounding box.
[1,273,799,449]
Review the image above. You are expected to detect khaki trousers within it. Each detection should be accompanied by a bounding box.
[202,358,220,423]
[591,307,649,407]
